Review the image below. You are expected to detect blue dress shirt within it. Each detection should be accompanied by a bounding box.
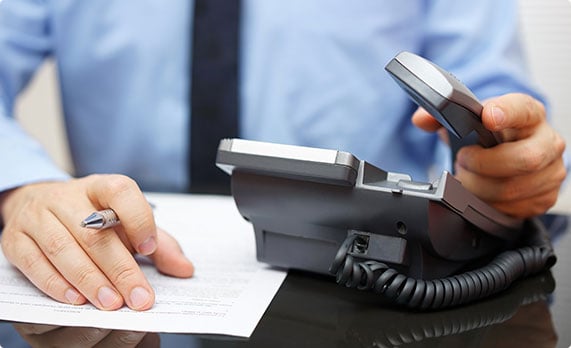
[0,1,559,346]
[0,0,544,194]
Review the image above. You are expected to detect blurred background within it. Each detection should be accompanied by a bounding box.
[13,0,571,213]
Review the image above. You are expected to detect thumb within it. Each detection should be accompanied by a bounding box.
[481,93,546,139]
[148,228,194,278]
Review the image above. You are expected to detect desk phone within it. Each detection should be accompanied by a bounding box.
[216,52,555,310]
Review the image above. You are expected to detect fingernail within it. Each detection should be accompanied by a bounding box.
[98,286,121,309]
[130,287,152,309]
[138,236,157,255]
[491,105,505,129]
[65,288,82,305]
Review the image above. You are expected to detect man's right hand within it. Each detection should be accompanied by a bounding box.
[12,323,160,348]
[0,174,194,311]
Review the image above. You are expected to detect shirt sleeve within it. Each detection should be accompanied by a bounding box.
[420,0,546,104]
[417,0,557,178]
[0,0,70,193]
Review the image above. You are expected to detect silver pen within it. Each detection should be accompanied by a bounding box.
[80,209,120,230]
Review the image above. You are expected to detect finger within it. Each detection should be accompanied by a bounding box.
[1,177,155,311]
[490,190,561,218]
[455,157,566,203]
[45,185,156,311]
[86,174,157,256]
[95,330,148,348]
[20,209,125,310]
[1,230,87,306]
[12,323,61,336]
[456,124,566,177]
[72,225,156,310]
[481,93,546,132]
[17,326,111,348]
[147,228,194,278]
[411,107,443,132]
[137,332,161,348]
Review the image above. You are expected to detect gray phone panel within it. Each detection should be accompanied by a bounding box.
[216,138,523,279]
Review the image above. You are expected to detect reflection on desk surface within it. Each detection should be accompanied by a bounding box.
[202,215,570,348]
[199,270,557,348]
[7,270,558,348]
[3,215,571,348]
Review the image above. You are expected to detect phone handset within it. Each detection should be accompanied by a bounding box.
[385,51,503,164]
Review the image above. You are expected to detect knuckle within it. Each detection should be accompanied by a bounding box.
[544,192,559,209]
[521,94,544,122]
[82,231,113,250]
[498,182,522,202]
[43,272,64,295]
[75,328,109,345]
[554,134,566,156]
[108,261,140,286]
[517,147,545,172]
[530,193,558,216]
[533,204,551,217]
[44,233,74,258]
[73,265,101,288]
[18,248,44,273]
[130,213,155,234]
[14,206,36,228]
[42,188,66,206]
[555,166,567,184]
[104,175,139,198]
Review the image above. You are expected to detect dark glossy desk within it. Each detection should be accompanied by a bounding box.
[2,215,570,348]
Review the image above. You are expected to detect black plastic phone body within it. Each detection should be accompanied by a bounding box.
[216,138,523,279]
[214,52,555,308]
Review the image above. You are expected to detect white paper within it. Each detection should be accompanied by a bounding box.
[0,194,288,337]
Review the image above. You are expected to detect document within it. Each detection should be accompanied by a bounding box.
[0,194,288,337]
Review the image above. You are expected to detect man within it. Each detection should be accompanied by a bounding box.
[0,0,567,316]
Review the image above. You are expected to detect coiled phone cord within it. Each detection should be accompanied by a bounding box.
[329,218,556,310]
[358,273,553,347]
[344,272,553,347]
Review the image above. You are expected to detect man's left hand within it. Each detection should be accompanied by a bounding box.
[413,93,567,218]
